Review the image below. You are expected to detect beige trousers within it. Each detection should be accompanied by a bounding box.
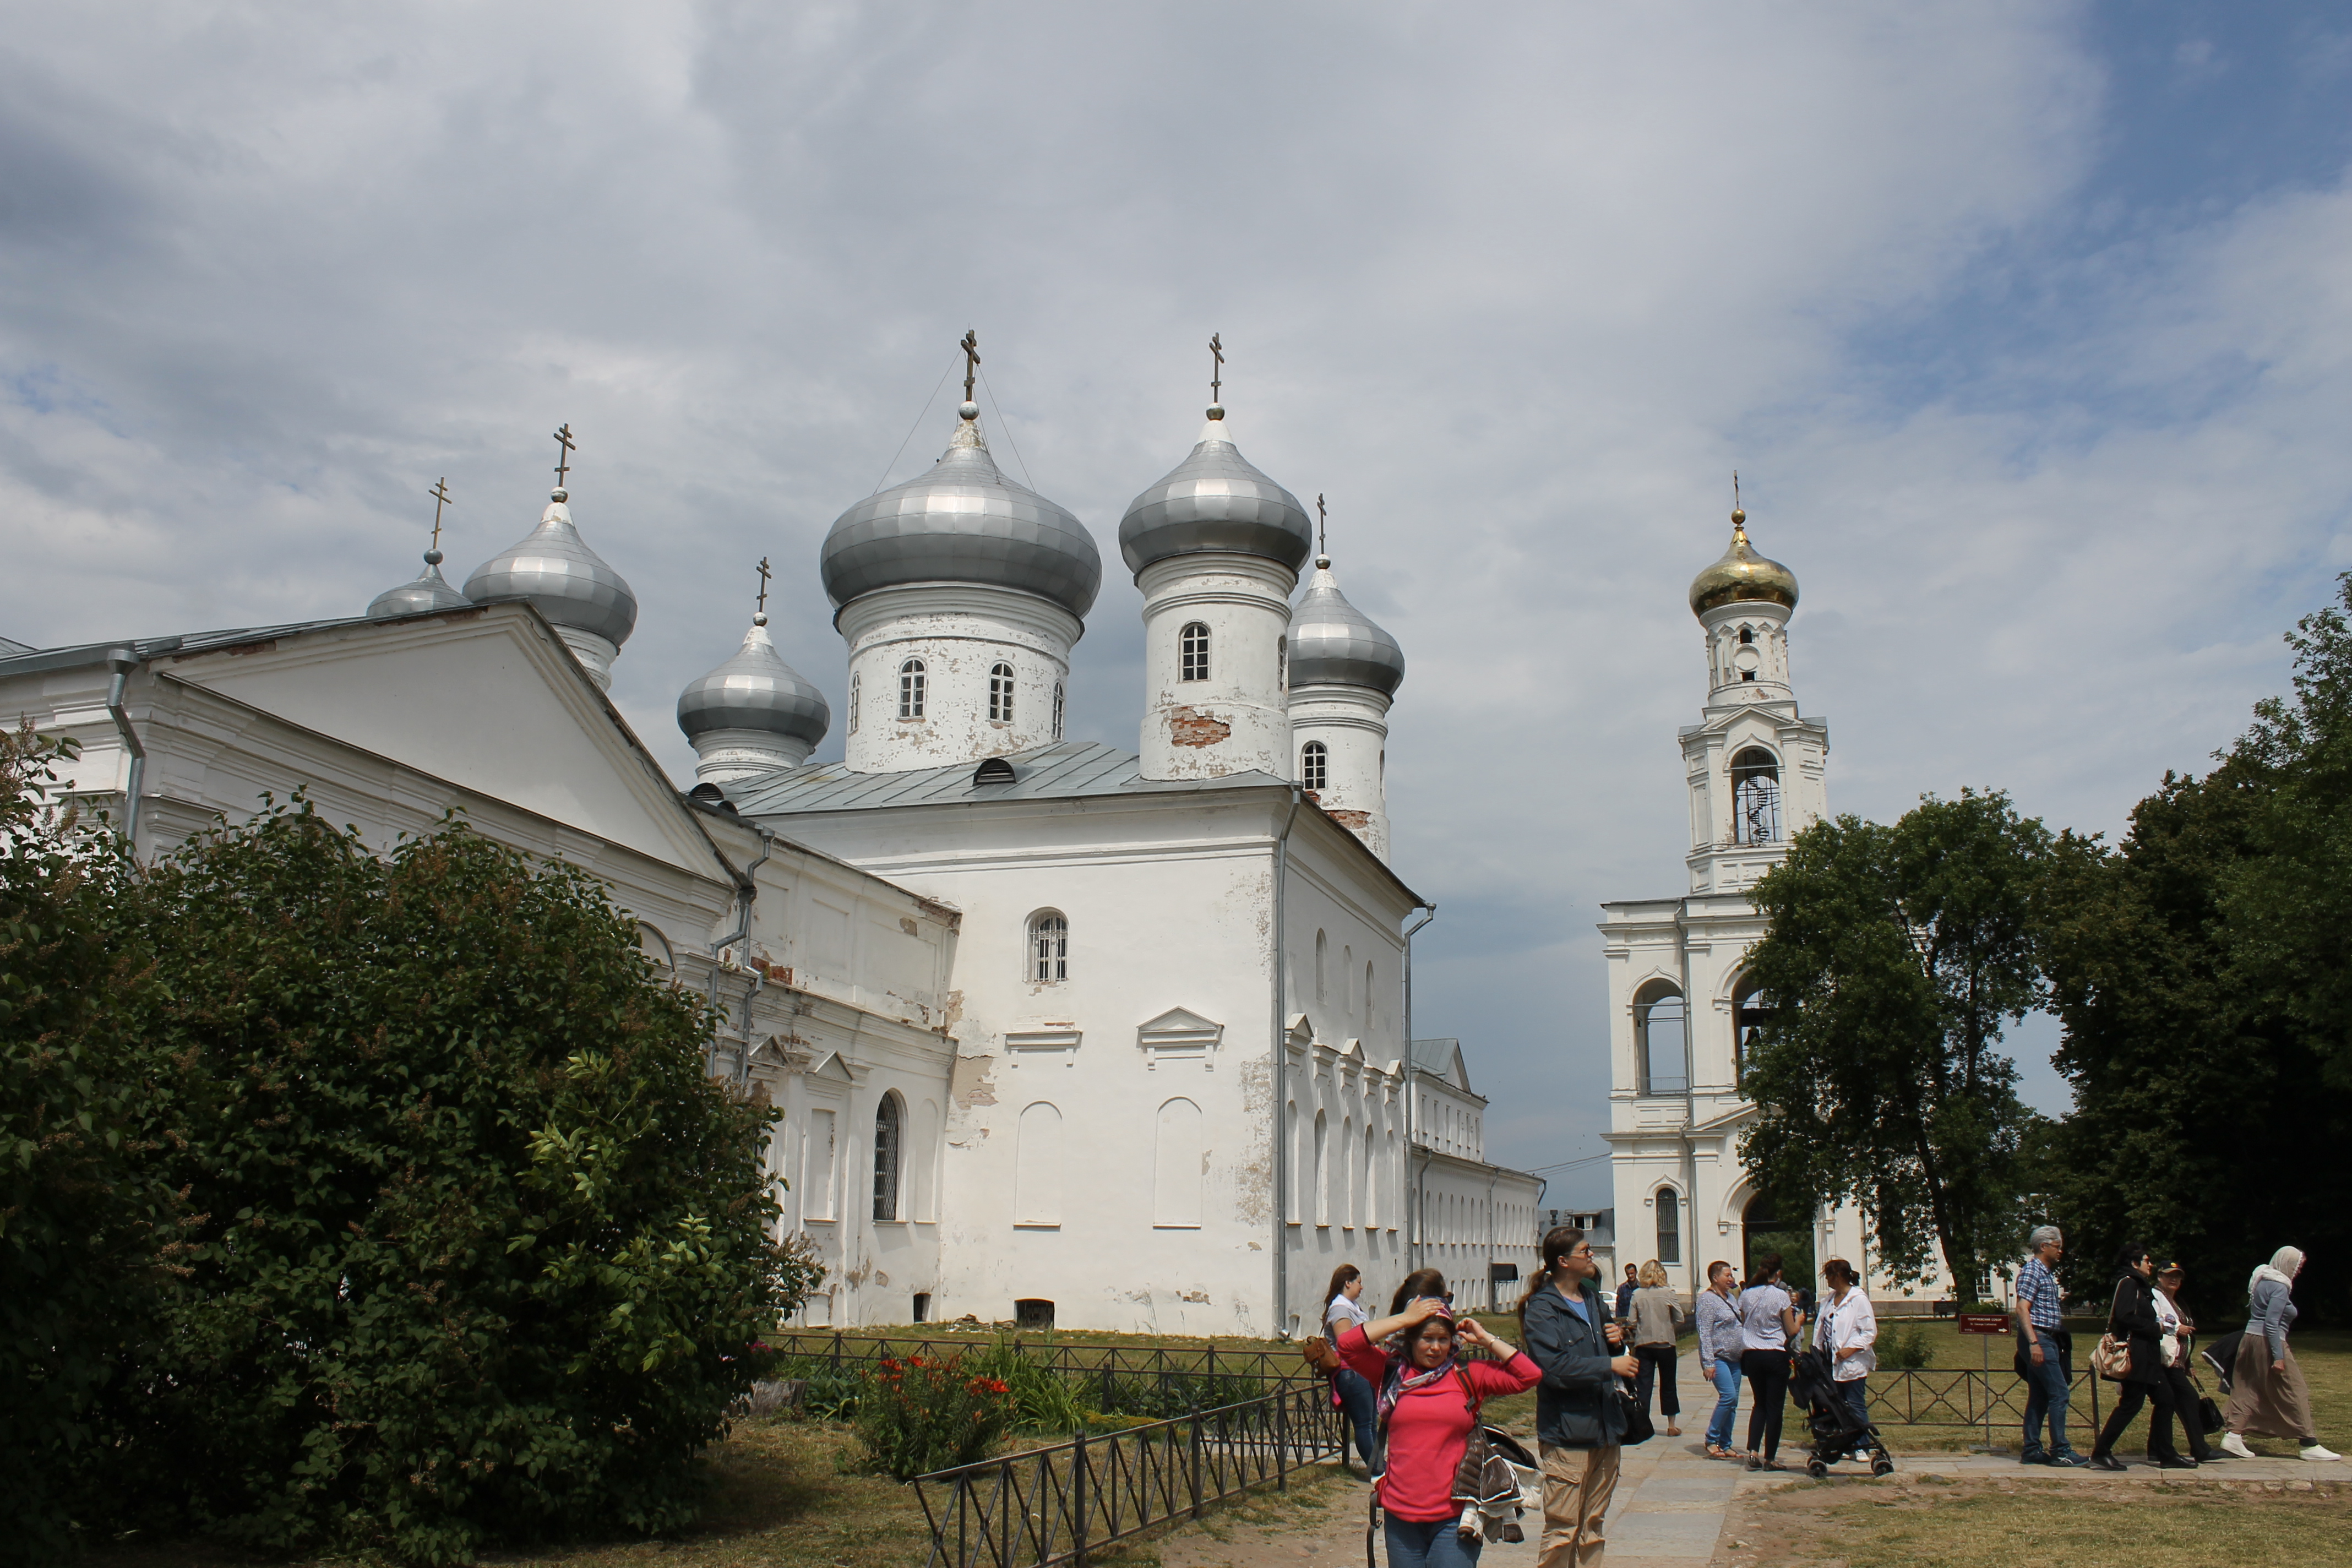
[1537,1442,1620,1567]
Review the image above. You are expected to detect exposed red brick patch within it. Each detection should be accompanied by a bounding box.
[1169,706,1232,747]
[1329,810,1372,830]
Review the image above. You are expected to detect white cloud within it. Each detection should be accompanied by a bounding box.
[3,3,2345,1196]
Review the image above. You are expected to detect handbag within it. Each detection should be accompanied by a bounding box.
[2089,1281,2132,1381]
[1618,1384,1656,1446]
[1301,1335,1343,1375]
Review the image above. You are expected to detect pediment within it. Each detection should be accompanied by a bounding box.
[1137,1007,1223,1070]
[158,604,718,874]
[807,1050,859,1084]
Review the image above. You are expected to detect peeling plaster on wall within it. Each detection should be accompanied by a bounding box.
[1233,1053,1275,1228]
[942,989,965,1033]
[951,1053,998,1108]
[1167,707,1232,747]
[1327,809,1372,832]
[899,916,919,935]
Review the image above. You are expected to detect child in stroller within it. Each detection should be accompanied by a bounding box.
[1788,1345,1894,1478]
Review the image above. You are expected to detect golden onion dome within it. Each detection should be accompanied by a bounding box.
[1688,508,1799,618]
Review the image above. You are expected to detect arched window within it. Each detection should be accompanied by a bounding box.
[1732,974,1774,1083]
[989,661,1015,722]
[1633,981,1688,1096]
[1179,621,1210,682]
[1278,635,1288,690]
[898,658,926,720]
[1314,1109,1330,1226]
[1315,930,1327,1004]
[848,673,861,734]
[1153,1098,1203,1227]
[1028,910,1068,983]
[1731,748,1782,844]
[1738,626,1754,645]
[1364,961,1375,1035]
[1052,681,1065,741]
[873,1093,903,1222]
[1656,1186,1681,1264]
[1301,740,1328,791]
[1015,1102,1062,1226]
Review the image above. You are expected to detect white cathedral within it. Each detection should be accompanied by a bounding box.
[1599,507,1958,1310]
[2,374,1540,1337]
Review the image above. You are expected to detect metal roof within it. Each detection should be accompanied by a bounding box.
[0,614,380,678]
[721,740,1290,816]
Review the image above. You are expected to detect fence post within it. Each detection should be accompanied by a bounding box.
[1276,1387,1289,1491]
[832,1331,842,1374]
[1102,1363,1114,1417]
[1190,1405,1204,1520]
[2087,1368,2101,1436]
[1072,1427,1090,1568]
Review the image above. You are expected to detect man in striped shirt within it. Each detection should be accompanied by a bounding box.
[2015,1226,2086,1466]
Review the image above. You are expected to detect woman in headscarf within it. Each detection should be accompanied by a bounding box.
[2222,1247,2340,1462]
[1332,1294,1541,1566]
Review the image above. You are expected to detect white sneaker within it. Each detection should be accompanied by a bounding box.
[2222,1433,2257,1460]
[2301,1444,2341,1462]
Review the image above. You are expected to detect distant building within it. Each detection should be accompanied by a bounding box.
[1407,1039,1545,1311]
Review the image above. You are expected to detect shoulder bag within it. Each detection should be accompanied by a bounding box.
[2088,1281,2132,1381]
[1301,1335,1343,1375]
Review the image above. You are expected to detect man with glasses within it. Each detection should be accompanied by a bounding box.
[2016,1226,2086,1466]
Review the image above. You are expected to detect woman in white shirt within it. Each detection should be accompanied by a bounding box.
[1324,1264,1376,1471]
[1810,1259,1876,1457]
[1736,1254,1803,1470]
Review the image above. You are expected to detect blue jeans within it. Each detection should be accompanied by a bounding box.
[2020,1331,2076,1459]
[1385,1513,1482,1567]
[1838,1377,1870,1448]
[1333,1368,1378,1469]
[1704,1358,1743,1450]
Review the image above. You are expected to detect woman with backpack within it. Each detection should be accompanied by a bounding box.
[1331,1293,1539,1566]
[2089,1243,2190,1470]
[1521,1226,1637,1568]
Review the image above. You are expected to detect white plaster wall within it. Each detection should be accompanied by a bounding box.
[1287,683,1391,861]
[838,584,1079,774]
[1135,553,1297,781]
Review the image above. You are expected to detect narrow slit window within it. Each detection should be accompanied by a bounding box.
[1029,911,1068,983]
[988,661,1015,722]
[1052,682,1065,741]
[1656,1188,1681,1263]
[848,673,861,734]
[1179,622,1210,682]
[1301,740,1329,791]
[873,1094,902,1222]
[899,658,926,720]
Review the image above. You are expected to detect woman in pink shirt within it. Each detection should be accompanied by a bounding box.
[1335,1295,1542,1566]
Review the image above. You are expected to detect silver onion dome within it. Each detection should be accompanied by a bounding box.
[1119,411,1314,576]
[367,550,471,619]
[463,488,638,646]
[820,409,1101,618]
[1289,557,1405,695]
[677,615,831,748]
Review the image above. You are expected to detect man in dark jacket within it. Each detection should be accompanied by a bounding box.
[1523,1227,1638,1567]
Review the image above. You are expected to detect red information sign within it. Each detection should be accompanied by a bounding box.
[1956,1313,2012,1336]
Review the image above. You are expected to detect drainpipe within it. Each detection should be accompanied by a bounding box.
[104,652,146,852]
[1269,786,1302,1338]
[707,826,776,1076]
[1401,905,1436,1271]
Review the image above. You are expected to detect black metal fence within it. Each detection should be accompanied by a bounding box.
[1865,1366,2110,1434]
[765,1330,1319,1389]
[912,1380,1345,1568]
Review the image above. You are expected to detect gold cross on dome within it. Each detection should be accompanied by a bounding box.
[426,477,453,551]
[1210,332,1224,403]
[961,330,981,402]
[755,556,771,615]
[552,423,576,487]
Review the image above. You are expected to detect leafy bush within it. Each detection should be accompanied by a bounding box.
[965,1338,1086,1432]
[770,1355,864,1419]
[0,726,181,1562]
[1879,1323,1934,1370]
[97,804,806,1563]
[851,1355,1016,1479]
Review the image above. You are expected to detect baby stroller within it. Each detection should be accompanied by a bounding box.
[1788,1346,1894,1478]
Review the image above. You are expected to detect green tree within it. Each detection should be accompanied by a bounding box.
[0,725,181,1561]
[105,803,803,1564]
[1739,790,2050,1297]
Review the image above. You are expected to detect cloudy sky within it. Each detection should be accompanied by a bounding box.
[6,3,2348,1202]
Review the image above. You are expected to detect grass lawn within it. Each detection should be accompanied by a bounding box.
[1728,1474,2352,1568]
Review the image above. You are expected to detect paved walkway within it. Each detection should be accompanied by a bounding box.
[1150,1440,2340,1567]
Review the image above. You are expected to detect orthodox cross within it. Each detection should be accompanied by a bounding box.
[426,477,453,552]
[1210,332,1224,403]
[552,423,576,487]
[755,556,772,616]
[1316,493,1327,556]
[1732,471,1742,518]
[961,330,980,402]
